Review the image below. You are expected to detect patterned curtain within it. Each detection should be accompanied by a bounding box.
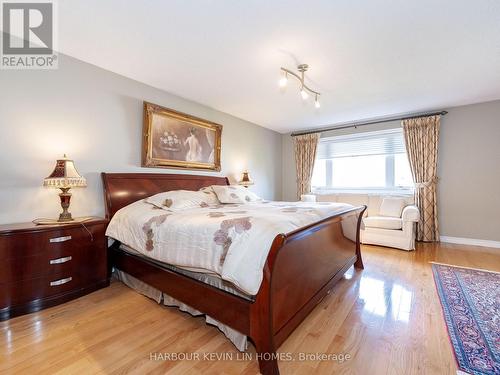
[402,115,440,242]
[293,133,320,199]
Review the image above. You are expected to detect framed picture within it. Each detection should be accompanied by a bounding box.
[142,102,222,171]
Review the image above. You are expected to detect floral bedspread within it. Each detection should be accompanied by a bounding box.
[106,199,353,295]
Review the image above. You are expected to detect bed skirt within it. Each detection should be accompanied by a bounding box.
[114,269,248,351]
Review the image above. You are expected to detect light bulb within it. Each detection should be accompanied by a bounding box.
[301,89,309,100]
[279,75,288,87]
[315,98,320,108]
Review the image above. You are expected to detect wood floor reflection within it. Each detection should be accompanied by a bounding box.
[1,242,499,374]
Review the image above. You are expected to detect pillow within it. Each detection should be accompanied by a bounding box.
[379,197,406,218]
[211,185,262,204]
[198,186,223,204]
[199,186,215,194]
[146,190,219,211]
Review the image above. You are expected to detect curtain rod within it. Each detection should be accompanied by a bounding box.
[291,110,448,137]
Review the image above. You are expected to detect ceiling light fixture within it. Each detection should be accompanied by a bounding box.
[279,64,320,107]
[279,73,288,87]
[300,87,309,100]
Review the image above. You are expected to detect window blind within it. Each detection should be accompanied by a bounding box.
[317,128,407,159]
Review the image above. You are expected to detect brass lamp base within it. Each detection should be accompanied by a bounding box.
[58,188,74,222]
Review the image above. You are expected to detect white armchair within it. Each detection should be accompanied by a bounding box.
[362,204,420,251]
[311,193,420,251]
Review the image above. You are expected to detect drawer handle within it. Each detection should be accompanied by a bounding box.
[49,256,72,265]
[50,235,72,243]
[50,277,72,287]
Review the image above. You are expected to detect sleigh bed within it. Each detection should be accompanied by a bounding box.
[102,172,366,375]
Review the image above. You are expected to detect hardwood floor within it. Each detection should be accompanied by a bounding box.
[1,242,499,374]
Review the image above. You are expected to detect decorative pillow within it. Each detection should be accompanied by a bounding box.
[211,185,262,204]
[198,186,222,204]
[379,197,406,218]
[146,190,219,211]
[199,186,215,194]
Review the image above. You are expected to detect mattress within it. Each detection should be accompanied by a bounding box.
[118,244,254,301]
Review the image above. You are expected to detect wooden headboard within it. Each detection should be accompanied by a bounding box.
[101,173,229,219]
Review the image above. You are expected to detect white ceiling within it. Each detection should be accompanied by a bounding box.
[57,0,500,133]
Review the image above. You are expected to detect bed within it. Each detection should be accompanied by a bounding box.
[102,172,366,375]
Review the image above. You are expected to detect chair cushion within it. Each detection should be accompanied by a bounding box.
[379,197,406,217]
[363,216,403,230]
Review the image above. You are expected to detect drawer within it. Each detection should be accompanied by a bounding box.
[0,225,106,283]
[0,247,78,284]
[0,273,80,309]
[0,224,104,259]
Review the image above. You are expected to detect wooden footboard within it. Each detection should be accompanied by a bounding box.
[101,173,366,375]
[249,206,366,375]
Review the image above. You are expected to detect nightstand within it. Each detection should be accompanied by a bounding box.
[0,217,109,321]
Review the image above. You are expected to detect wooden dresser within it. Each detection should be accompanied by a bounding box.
[0,217,109,321]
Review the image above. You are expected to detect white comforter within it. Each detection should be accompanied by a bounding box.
[106,200,353,295]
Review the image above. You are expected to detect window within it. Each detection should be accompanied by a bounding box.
[311,128,413,192]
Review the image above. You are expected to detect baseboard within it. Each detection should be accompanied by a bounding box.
[440,236,500,249]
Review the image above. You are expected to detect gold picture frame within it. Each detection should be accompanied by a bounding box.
[142,102,222,171]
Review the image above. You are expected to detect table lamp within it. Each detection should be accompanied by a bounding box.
[238,171,254,188]
[43,154,87,222]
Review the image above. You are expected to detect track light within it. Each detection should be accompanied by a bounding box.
[279,63,321,107]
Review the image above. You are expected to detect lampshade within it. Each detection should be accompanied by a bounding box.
[43,154,87,189]
[238,171,254,187]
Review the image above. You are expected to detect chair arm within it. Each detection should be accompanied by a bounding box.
[402,205,420,222]
[301,194,317,202]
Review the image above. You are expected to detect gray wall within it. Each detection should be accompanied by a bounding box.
[0,54,282,224]
[438,100,500,241]
[282,100,500,241]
